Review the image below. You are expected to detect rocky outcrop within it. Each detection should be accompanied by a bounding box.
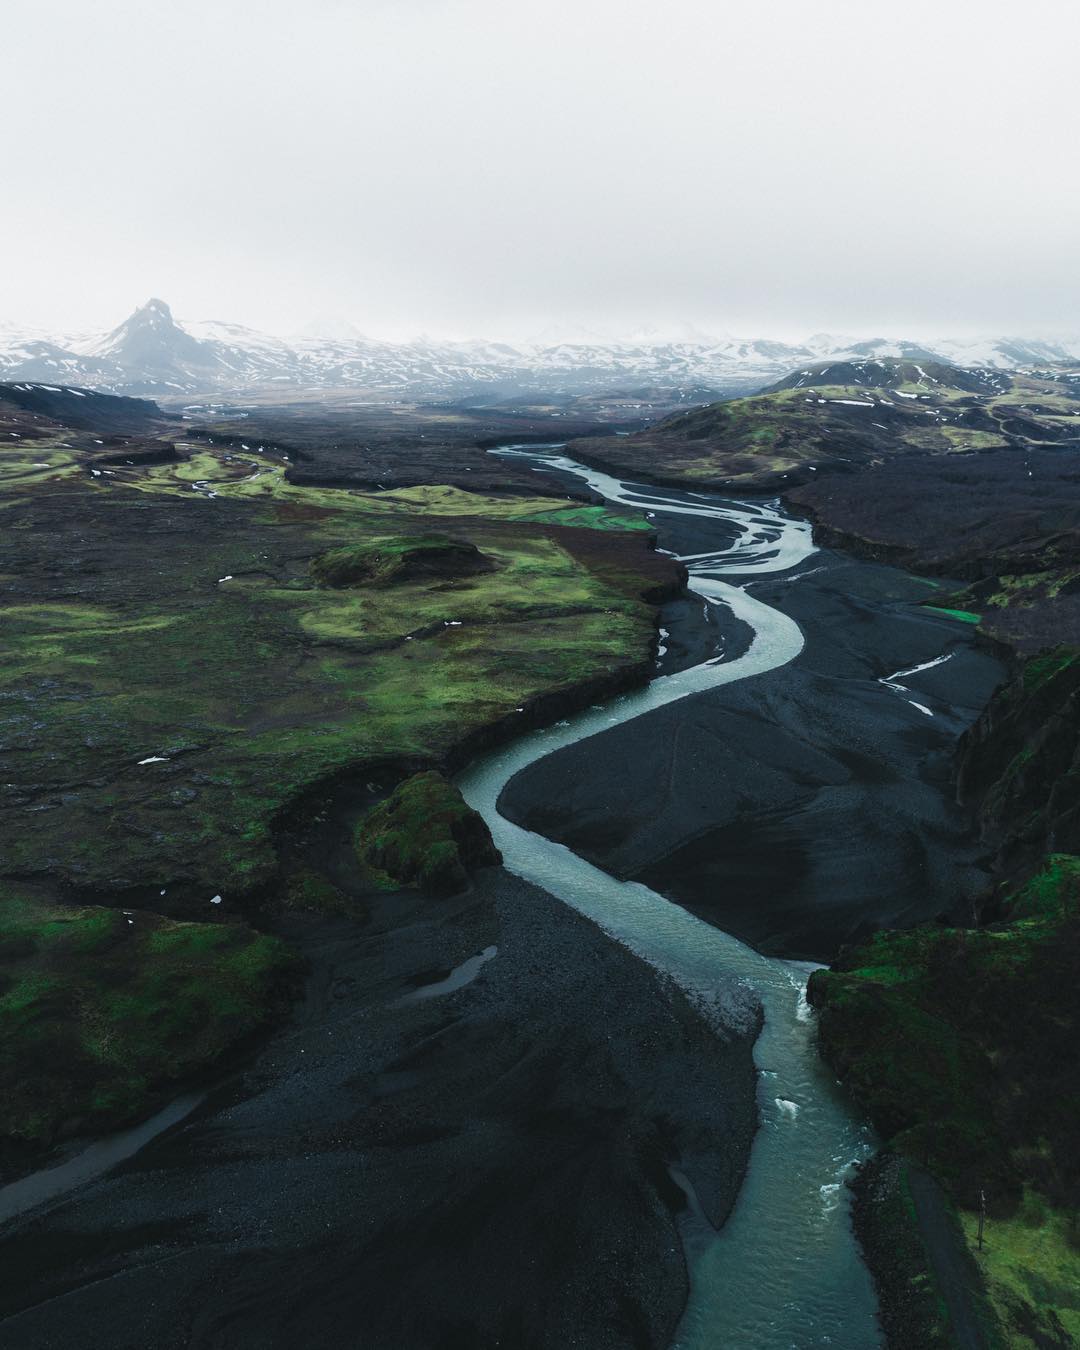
[354,770,501,895]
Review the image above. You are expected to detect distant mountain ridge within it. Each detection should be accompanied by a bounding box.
[1,298,1078,400]
[764,359,1012,396]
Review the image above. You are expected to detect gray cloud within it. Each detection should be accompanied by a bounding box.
[3,0,1078,339]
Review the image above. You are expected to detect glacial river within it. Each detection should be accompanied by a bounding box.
[458,447,883,1349]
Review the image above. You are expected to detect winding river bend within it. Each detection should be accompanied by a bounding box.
[460,447,883,1348]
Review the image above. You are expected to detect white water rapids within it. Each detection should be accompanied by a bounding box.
[458,448,882,1348]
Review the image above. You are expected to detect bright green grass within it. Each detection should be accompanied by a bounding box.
[0,435,84,489]
[523,503,651,531]
[962,1196,1080,1348]
[922,605,982,624]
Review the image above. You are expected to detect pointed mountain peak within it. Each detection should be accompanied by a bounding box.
[118,297,181,335]
[91,297,218,372]
[138,297,174,321]
[101,297,182,345]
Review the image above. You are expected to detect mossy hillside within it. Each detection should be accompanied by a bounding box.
[903,426,1009,452]
[575,387,882,487]
[567,370,1078,493]
[810,856,1080,1204]
[0,432,85,492]
[2,425,650,530]
[809,856,1080,1346]
[1,455,675,901]
[0,883,295,1145]
[354,770,501,895]
[366,484,651,531]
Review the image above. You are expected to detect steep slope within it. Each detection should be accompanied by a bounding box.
[808,857,1080,1349]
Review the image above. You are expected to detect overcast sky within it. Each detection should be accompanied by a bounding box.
[3,0,1078,341]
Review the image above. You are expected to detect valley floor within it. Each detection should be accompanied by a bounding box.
[0,868,756,1349]
[3,387,1077,1349]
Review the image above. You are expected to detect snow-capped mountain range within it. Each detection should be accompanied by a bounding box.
[2,299,1078,402]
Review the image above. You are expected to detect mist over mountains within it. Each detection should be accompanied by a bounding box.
[2,298,1078,402]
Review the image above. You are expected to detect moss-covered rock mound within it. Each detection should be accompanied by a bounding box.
[354,770,501,895]
[310,534,495,588]
[0,886,296,1146]
[279,869,358,917]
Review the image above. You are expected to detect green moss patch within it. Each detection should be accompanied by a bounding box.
[354,770,500,895]
[1022,649,1080,696]
[962,1194,1080,1348]
[279,869,358,917]
[310,534,495,588]
[0,885,296,1145]
[525,504,651,531]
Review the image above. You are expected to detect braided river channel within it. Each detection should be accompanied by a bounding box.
[461,445,893,1348]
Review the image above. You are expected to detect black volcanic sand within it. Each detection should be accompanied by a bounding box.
[786,446,1080,580]
[185,402,640,496]
[0,869,757,1350]
[501,513,1006,961]
[654,590,755,676]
